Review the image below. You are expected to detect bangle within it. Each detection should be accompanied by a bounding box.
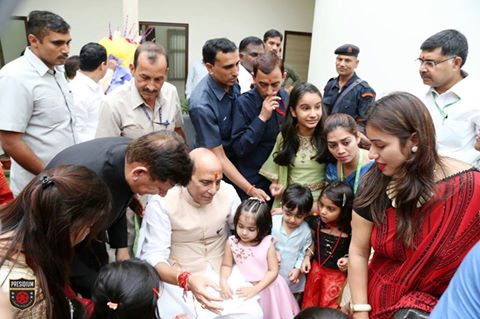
[177,271,190,298]
[246,185,255,196]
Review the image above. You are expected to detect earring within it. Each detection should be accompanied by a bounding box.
[411,145,418,153]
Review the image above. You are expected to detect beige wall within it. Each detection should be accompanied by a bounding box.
[12,0,315,69]
[13,0,124,55]
[139,0,315,70]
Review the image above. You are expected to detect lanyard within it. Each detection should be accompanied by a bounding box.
[141,104,170,128]
[431,91,461,119]
[274,98,286,117]
[339,151,363,194]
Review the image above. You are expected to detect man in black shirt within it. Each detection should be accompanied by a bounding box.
[46,131,192,297]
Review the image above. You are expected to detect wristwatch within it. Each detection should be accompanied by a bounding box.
[350,303,372,313]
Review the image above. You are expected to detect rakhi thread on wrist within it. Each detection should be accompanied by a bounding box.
[177,271,191,300]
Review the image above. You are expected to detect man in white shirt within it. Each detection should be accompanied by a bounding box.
[137,148,262,319]
[417,29,480,167]
[0,10,76,194]
[96,41,186,142]
[69,42,108,143]
[238,36,264,93]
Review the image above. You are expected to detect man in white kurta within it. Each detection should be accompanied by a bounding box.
[69,42,108,143]
[137,148,262,319]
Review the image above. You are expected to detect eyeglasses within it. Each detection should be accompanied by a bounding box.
[416,56,455,68]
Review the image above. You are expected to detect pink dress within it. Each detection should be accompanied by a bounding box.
[229,235,300,318]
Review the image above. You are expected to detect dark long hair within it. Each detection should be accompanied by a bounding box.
[0,165,111,319]
[92,259,161,319]
[274,82,330,166]
[354,92,440,247]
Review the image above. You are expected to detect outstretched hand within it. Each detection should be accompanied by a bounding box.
[188,274,224,314]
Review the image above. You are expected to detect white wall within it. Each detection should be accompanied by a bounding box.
[139,0,315,69]
[308,0,480,97]
[12,0,315,70]
[13,0,124,55]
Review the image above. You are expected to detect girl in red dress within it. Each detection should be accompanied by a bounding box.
[302,182,354,309]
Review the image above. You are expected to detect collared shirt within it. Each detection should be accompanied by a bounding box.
[188,75,240,157]
[238,63,253,93]
[96,80,183,139]
[69,71,105,142]
[0,47,76,194]
[420,74,480,168]
[231,87,289,198]
[137,181,239,272]
[271,215,312,293]
[323,72,375,124]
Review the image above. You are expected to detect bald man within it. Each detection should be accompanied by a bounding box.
[137,148,262,318]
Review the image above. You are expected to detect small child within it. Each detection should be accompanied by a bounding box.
[271,184,313,300]
[220,198,300,318]
[92,259,162,319]
[302,182,354,309]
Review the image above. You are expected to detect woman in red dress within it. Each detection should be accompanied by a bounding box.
[348,92,480,319]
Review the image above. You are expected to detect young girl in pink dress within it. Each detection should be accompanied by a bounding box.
[220,198,300,318]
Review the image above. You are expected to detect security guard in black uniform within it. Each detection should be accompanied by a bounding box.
[323,44,375,134]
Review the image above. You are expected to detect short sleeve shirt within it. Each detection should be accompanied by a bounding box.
[188,75,240,158]
[96,80,183,139]
[0,47,76,194]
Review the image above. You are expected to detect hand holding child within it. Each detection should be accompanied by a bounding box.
[288,268,301,284]
[301,256,311,273]
[337,256,348,272]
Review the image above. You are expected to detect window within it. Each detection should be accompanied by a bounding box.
[139,21,188,97]
[0,16,28,67]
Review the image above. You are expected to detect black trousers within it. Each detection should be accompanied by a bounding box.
[70,240,109,298]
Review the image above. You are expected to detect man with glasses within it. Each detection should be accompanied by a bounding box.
[418,29,480,168]
[231,51,288,200]
[0,10,76,195]
[238,36,265,93]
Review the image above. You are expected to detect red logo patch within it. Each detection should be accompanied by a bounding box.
[9,278,35,310]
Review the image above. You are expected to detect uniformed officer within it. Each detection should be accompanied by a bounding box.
[323,44,375,135]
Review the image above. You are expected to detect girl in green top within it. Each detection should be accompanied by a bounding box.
[260,82,331,210]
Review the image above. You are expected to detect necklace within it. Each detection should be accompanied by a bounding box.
[339,151,363,194]
[316,221,343,267]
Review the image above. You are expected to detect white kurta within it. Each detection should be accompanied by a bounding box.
[137,182,263,319]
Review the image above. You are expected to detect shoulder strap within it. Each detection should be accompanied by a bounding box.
[331,78,364,113]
